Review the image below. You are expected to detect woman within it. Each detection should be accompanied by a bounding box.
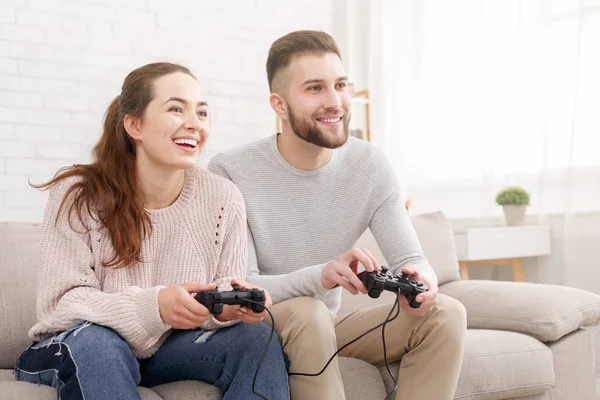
[14,62,289,400]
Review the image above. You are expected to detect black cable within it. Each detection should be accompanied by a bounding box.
[242,299,276,400]
[382,292,401,399]
[288,297,400,378]
[246,293,403,400]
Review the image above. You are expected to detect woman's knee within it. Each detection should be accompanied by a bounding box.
[64,323,139,374]
[236,322,281,350]
[66,323,127,350]
[16,322,140,391]
[225,322,285,366]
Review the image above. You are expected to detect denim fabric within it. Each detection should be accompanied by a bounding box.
[15,321,289,400]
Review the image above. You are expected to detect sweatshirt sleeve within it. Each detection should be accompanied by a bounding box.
[368,153,438,286]
[32,179,171,353]
[208,153,331,304]
[245,229,330,304]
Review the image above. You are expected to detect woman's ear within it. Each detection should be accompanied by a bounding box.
[123,114,143,141]
[269,93,289,122]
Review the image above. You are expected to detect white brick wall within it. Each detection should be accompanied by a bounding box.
[0,0,335,222]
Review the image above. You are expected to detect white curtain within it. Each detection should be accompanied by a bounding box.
[367,0,600,294]
[369,0,600,220]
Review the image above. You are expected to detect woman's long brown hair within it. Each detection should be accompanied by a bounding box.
[32,62,196,268]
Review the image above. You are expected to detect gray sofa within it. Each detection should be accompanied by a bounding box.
[2,211,600,399]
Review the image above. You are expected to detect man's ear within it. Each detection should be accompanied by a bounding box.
[270,93,289,122]
[123,114,143,141]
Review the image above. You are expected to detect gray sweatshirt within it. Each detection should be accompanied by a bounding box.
[208,134,436,314]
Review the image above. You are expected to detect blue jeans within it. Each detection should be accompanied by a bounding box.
[15,321,289,400]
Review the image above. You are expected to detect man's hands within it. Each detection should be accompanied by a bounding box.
[321,248,381,295]
[398,264,439,316]
[320,247,439,317]
[158,283,215,329]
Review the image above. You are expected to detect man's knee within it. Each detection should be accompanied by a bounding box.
[277,296,332,326]
[273,296,335,342]
[433,294,467,342]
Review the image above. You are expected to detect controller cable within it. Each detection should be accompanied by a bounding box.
[245,291,402,400]
[382,292,401,399]
[239,299,277,400]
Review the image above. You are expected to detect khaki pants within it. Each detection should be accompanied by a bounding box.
[267,294,466,400]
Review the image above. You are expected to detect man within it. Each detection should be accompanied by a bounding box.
[208,30,466,400]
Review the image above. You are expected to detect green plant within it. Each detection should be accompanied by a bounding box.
[495,186,530,206]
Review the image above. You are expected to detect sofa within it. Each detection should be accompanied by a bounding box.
[2,211,600,400]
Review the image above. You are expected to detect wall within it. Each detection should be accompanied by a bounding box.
[0,0,334,222]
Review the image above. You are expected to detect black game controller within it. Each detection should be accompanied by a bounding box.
[194,285,266,315]
[357,267,428,308]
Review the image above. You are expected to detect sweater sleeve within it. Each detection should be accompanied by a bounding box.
[200,186,248,330]
[31,179,171,352]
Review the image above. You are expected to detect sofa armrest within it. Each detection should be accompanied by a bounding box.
[439,280,600,342]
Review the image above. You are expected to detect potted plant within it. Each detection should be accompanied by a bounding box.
[495,186,530,226]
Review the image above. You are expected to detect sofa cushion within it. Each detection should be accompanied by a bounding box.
[440,279,600,342]
[150,380,222,400]
[151,357,387,400]
[410,211,461,285]
[0,222,42,369]
[379,329,554,400]
[339,357,387,399]
[0,381,61,400]
[0,369,164,400]
[1,358,387,400]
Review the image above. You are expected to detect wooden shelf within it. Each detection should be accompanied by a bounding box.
[351,89,370,142]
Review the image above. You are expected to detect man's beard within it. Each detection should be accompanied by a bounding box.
[288,106,350,149]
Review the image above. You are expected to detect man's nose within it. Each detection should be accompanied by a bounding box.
[323,88,343,109]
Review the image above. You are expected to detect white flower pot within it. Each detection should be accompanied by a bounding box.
[502,205,527,226]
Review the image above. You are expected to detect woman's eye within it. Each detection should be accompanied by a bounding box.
[198,110,208,118]
[169,106,182,113]
[336,82,347,89]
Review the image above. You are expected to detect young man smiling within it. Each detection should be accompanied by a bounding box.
[208,30,466,400]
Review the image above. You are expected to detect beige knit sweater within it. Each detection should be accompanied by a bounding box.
[28,167,248,359]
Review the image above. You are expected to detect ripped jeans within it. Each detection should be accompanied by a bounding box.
[14,320,290,400]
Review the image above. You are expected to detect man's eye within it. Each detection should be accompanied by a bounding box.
[336,82,347,89]
[308,86,321,91]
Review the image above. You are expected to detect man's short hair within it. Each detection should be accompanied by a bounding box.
[266,30,342,93]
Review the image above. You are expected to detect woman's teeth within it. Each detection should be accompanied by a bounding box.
[173,138,198,147]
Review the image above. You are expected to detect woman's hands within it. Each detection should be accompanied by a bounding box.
[158,280,273,328]
[225,279,273,324]
[158,283,216,329]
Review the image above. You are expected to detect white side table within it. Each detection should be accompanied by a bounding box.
[452,225,551,282]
